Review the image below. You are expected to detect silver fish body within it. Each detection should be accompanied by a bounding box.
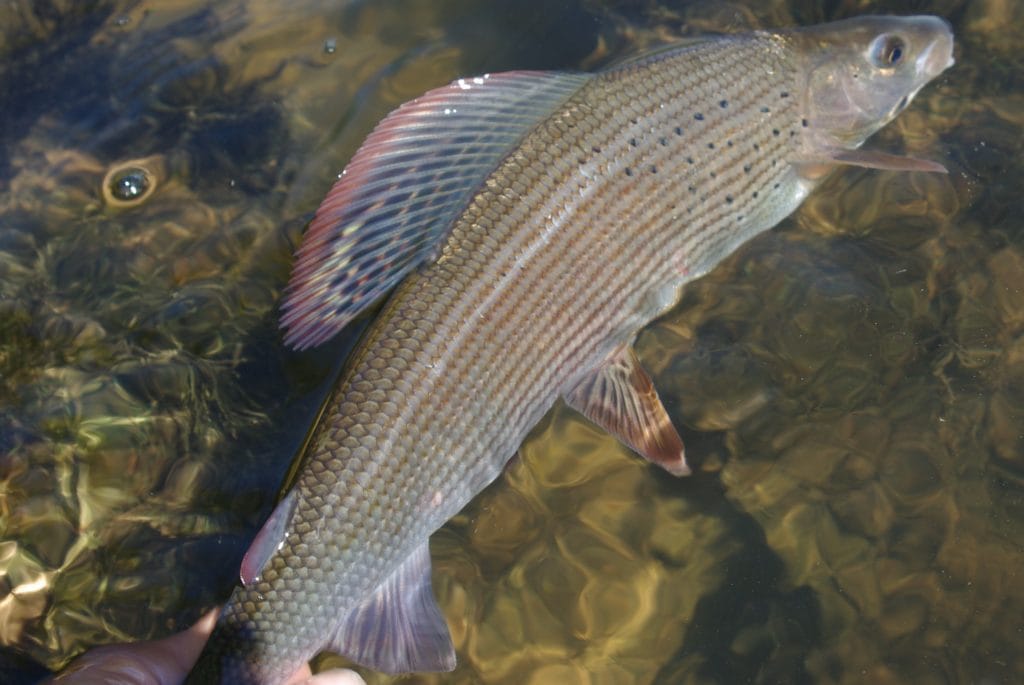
[188,15,953,683]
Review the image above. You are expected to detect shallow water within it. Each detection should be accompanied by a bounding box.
[1,0,1022,683]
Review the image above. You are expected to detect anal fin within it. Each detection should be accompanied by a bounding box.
[564,344,691,476]
[328,543,455,673]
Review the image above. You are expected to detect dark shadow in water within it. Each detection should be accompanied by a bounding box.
[445,0,602,72]
[0,648,50,685]
[652,437,823,685]
[0,3,279,189]
[0,1,119,184]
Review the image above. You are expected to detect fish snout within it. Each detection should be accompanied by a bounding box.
[917,19,955,77]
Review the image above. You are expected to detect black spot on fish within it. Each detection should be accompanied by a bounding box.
[649,165,657,174]
[780,91,789,98]
[719,99,728,108]
[753,143,760,151]
[727,140,733,147]
[659,137,668,146]
[753,191,759,198]
[630,138,638,147]
[710,171,716,179]
[687,156,695,164]
[760,106,770,113]
[688,185,697,194]
[772,129,780,136]
[708,142,715,149]
[694,112,704,121]
[675,126,683,136]
[790,130,796,137]
[726,195,733,204]
[802,118,809,128]
[630,117,638,125]
[774,182,780,189]
[743,164,752,173]
[592,145,602,153]
[625,167,633,177]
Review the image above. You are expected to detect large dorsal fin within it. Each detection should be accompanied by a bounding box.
[564,344,690,476]
[326,542,455,673]
[281,70,591,349]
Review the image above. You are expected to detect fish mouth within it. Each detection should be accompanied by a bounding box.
[917,20,955,77]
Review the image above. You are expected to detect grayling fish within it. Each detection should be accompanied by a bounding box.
[188,15,954,683]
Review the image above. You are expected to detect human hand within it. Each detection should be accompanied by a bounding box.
[43,610,366,685]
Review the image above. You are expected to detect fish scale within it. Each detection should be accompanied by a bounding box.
[189,16,954,683]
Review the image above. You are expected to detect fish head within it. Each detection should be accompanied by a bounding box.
[790,15,954,151]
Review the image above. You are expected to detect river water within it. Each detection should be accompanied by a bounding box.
[1,1,1021,683]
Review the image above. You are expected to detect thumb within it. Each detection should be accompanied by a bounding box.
[298,669,368,685]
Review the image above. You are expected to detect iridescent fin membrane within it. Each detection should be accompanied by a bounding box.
[327,543,455,673]
[281,70,592,349]
[826,148,948,173]
[239,490,298,586]
[564,344,691,476]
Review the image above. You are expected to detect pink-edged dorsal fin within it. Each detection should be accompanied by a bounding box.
[826,148,948,173]
[280,70,592,350]
[564,344,691,476]
[239,490,298,586]
[326,542,455,673]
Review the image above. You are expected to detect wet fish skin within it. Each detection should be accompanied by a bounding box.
[188,15,953,683]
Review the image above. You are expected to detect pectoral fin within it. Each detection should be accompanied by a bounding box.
[826,148,948,173]
[326,543,455,673]
[564,345,690,476]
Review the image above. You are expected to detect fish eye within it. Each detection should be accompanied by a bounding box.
[870,34,906,68]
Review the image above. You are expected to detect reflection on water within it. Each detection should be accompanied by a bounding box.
[1,0,1022,683]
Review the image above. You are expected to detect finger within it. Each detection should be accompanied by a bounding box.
[45,610,219,685]
[146,608,219,677]
[284,664,313,684]
[299,669,368,685]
